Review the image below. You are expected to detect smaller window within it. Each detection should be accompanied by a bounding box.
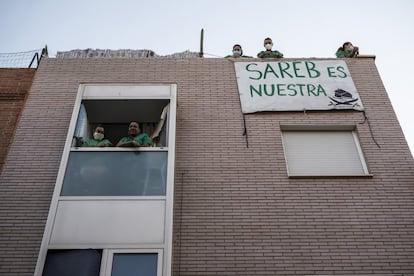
[102,249,162,276]
[281,126,369,177]
[111,253,158,276]
[42,249,102,276]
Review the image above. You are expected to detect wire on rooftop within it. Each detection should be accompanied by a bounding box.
[0,46,48,69]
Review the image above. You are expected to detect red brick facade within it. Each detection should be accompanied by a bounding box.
[0,57,413,275]
[0,68,35,173]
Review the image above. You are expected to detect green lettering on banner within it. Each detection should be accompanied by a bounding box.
[297,84,305,96]
[305,61,321,78]
[250,83,326,98]
[277,84,286,96]
[336,66,347,78]
[327,66,347,78]
[250,85,262,97]
[306,84,327,96]
[263,84,275,96]
[278,62,294,78]
[264,64,280,79]
[327,67,336,77]
[318,84,327,95]
[292,62,305,78]
[287,84,297,96]
[307,84,317,96]
[246,63,262,80]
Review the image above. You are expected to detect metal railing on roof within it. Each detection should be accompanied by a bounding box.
[0,46,48,69]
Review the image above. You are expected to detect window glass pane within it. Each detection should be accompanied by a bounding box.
[111,253,157,276]
[73,103,90,143]
[61,151,167,196]
[42,249,101,276]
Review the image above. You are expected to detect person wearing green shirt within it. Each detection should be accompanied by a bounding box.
[336,42,359,58]
[82,125,113,147]
[116,121,152,147]
[224,44,252,58]
[257,37,283,59]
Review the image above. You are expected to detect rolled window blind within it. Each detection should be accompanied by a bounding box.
[282,131,367,176]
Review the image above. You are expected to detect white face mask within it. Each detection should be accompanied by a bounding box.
[93,132,104,141]
[265,43,273,51]
[232,50,242,57]
[348,46,354,52]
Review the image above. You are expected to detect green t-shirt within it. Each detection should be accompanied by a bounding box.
[224,55,253,58]
[119,133,152,146]
[336,49,350,58]
[83,138,113,147]
[257,50,283,58]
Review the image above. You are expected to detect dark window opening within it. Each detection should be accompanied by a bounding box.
[42,249,102,276]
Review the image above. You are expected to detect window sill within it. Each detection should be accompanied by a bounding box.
[288,174,374,179]
[71,147,168,152]
[59,196,166,201]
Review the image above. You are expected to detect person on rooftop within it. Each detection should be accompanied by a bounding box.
[257,37,283,58]
[336,42,359,58]
[225,44,252,58]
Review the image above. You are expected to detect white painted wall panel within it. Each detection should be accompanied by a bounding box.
[50,200,165,246]
[83,84,171,99]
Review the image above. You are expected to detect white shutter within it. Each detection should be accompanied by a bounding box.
[282,130,368,176]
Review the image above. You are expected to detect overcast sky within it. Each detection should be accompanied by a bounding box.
[1,0,413,155]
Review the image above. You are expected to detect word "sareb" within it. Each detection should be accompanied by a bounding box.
[245,61,348,80]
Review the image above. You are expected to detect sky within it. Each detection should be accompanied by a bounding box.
[1,0,413,155]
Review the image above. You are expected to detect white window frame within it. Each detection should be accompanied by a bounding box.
[281,125,370,177]
[100,248,163,276]
[35,84,176,276]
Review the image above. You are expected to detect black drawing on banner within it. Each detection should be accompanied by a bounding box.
[329,89,360,107]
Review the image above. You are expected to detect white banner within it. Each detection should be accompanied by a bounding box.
[234,60,364,113]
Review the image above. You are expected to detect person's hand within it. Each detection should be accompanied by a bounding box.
[131,140,141,147]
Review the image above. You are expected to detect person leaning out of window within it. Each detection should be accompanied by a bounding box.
[336,42,359,58]
[116,121,152,147]
[257,37,283,58]
[82,125,113,147]
[225,44,252,58]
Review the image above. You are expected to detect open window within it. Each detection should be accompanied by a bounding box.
[61,85,175,196]
[74,99,170,148]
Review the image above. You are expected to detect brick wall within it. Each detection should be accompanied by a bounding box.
[0,68,35,173]
[0,58,413,275]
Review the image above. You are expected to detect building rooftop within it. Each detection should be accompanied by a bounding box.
[56,49,200,59]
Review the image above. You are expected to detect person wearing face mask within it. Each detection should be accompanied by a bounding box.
[82,125,113,147]
[257,37,284,58]
[116,121,152,147]
[225,44,252,58]
[336,42,359,58]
